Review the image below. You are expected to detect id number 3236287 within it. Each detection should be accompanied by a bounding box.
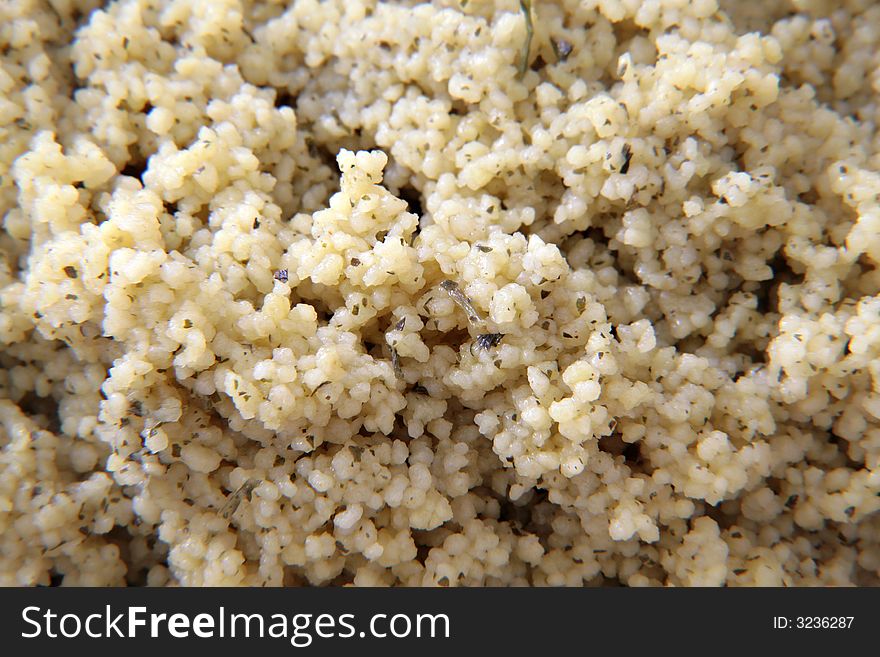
[773,617,854,629]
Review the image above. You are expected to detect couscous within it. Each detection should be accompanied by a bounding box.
[1,0,879,586]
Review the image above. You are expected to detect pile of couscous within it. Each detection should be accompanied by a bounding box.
[1,0,879,586]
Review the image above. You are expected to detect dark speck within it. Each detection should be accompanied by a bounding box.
[620,143,632,175]
[551,38,573,61]
[474,333,503,351]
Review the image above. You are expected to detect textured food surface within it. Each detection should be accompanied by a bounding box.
[1,0,880,586]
